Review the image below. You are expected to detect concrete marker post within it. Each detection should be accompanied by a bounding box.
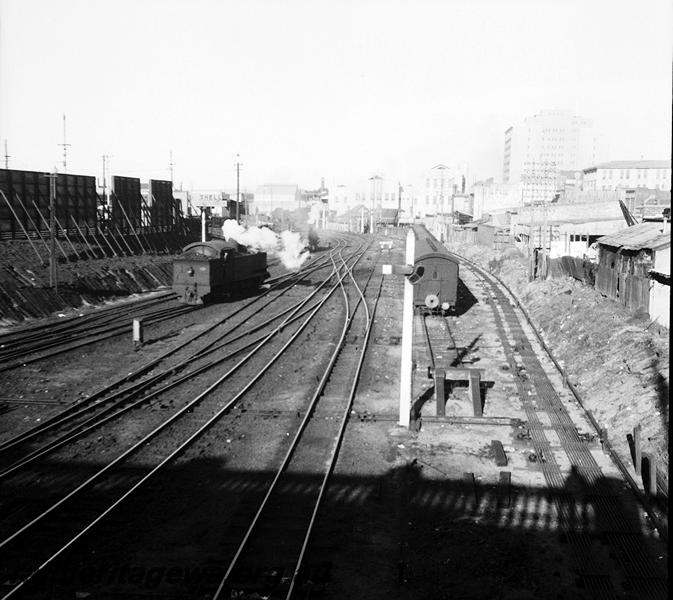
[399,228,415,428]
[201,209,207,242]
[133,318,144,349]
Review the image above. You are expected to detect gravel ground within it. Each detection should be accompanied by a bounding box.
[446,241,669,494]
[0,230,668,600]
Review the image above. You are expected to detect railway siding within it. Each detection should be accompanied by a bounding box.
[0,230,667,600]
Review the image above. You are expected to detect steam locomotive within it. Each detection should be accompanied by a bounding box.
[172,239,269,305]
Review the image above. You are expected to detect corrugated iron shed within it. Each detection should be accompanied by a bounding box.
[597,221,671,251]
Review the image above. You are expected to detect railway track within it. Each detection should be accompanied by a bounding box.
[0,291,191,370]
[0,248,318,372]
[0,242,346,456]
[214,250,382,599]
[0,238,373,599]
[445,252,668,599]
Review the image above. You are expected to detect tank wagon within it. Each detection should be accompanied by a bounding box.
[172,239,269,304]
[410,225,459,313]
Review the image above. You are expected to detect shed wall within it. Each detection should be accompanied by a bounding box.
[650,279,670,329]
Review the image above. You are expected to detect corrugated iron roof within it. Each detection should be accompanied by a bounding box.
[584,159,671,172]
[596,221,671,251]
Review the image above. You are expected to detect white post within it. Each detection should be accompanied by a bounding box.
[133,318,143,349]
[201,209,206,242]
[399,228,415,427]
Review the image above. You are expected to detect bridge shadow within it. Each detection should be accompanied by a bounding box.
[0,451,667,600]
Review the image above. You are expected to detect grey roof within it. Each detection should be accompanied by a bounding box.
[596,221,671,251]
[584,160,671,173]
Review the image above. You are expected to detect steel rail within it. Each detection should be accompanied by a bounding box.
[0,304,196,371]
[449,250,668,541]
[212,250,355,595]
[0,251,338,372]
[0,243,345,454]
[0,249,362,479]
[0,297,181,353]
[0,238,338,355]
[0,245,366,600]
[0,303,197,365]
[0,295,334,480]
[0,291,175,348]
[0,255,342,552]
[284,254,383,599]
[212,246,376,598]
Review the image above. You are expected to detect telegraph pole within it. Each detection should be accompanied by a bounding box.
[102,154,111,204]
[169,149,175,184]
[235,154,241,223]
[3,140,10,169]
[368,175,381,234]
[58,114,71,172]
[45,169,59,292]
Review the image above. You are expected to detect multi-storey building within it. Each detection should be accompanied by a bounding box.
[503,110,602,184]
[521,161,559,206]
[582,160,671,191]
[472,179,521,220]
[254,184,301,215]
[328,178,403,217]
[328,165,472,221]
[420,164,461,216]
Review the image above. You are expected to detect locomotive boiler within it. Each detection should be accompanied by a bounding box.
[172,239,269,305]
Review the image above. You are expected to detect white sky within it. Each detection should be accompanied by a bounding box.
[0,0,671,190]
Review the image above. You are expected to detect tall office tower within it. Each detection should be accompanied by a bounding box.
[503,110,602,184]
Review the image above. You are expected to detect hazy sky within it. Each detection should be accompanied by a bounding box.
[1,0,671,190]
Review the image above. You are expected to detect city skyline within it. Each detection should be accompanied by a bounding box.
[0,0,671,190]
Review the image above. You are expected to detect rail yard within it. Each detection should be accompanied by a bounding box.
[0,223,666,600]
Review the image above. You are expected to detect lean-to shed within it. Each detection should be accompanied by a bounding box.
[595,222,670,325]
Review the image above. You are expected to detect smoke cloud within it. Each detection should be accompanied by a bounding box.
[307,203,322,226]
[221,219,309,270]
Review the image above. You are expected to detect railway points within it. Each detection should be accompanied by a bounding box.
[0,227,667,600]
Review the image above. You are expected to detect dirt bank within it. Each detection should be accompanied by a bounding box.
[446,241,669,490]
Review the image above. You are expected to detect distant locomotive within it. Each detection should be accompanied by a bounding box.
[410,225,459,313]
[172,239,269,305]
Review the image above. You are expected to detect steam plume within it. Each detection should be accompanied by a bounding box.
[221,219,309,270]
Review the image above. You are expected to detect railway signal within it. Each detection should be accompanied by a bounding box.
[382,228,416,428]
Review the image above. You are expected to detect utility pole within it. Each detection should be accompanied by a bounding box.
[235,154,241,223]
[397,182,402,219]
[368,175,381,234]
[102,154,112,204]
[58,114,71,172]
[3,140,10,169]
[45,169,59,292]
[169,149,175,184]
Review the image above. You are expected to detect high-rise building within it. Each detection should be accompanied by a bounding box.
[503,110,602,184]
